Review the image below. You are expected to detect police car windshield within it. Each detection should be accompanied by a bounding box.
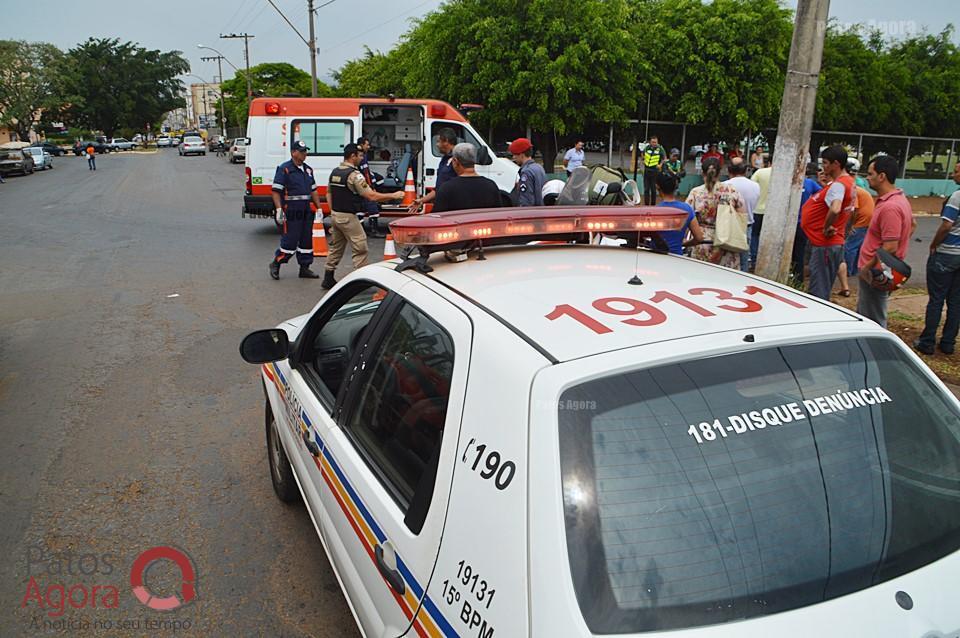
[558,337,960,633]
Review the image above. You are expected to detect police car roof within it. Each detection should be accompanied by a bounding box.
[404,245,863,362]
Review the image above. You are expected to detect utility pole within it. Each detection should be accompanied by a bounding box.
[307,0,318,97]
[756,0,831,282]
[220,32,254,111]
[200,55,228,136]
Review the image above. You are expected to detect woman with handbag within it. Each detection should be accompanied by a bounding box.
[686,156,748,269]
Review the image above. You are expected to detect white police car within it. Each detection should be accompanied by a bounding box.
[241,207,960,637]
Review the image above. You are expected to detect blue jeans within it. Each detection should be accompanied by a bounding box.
[740,223,753,271]
[844,227,867,276]
[807,245,842,300]
[918,251,960,351]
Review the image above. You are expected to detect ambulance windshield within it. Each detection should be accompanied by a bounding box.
[558,337,960,633]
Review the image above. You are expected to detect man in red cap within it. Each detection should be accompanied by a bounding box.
[508,137,545,206]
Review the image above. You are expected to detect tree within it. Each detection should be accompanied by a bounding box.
[640,0,793,140]
[347,0,645,166]
[332,47,407,98]
[219,62,333,131]
[0,40,64,141]
[62,38,188,137]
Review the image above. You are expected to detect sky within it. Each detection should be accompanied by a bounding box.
[1,0,956,87]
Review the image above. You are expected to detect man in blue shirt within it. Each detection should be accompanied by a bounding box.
[916,162,960,354]
[269,141,324,280]
[409,128,458,212]
[655,172,702,255]
[791,162,823,283]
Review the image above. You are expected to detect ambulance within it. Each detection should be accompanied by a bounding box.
[242,97,518,223]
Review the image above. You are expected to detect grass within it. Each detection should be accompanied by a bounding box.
[834,287,960,386]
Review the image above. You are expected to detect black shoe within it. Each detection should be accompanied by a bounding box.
[299,266,320,279]
[913,339,935,355]
[269,261,280,280]
[321,271,337,289]
[940,343,955,355]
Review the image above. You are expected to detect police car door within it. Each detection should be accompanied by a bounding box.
[317,279,470,638]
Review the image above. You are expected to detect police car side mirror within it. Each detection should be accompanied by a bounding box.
[239,329,291,364]
[477,146,493,166]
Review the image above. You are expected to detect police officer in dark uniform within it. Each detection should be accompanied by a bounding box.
[356,136,384,237]
[269,140,324,280]
[508,137,545,206]
[323,143,404,289]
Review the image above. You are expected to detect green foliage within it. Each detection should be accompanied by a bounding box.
[332,47,407,98]
[642,0,793,139]
[61,38,189,137]
[0,40,64,141]
[219,62,334,129]
[330,0,959,146]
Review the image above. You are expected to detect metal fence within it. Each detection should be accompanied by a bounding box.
[489,120,959,182]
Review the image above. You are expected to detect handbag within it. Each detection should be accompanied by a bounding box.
[713,198,748,253]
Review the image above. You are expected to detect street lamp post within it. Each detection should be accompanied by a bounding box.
[198,44,249,133]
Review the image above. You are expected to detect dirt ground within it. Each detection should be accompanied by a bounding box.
[832,287,960,386]
[909,195,948,215]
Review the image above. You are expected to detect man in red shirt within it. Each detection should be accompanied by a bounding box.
[701,143,724,170]
[800,145,855,299]
[857,155,914,326]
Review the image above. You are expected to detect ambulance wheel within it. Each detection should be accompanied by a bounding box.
[266,400,300,503]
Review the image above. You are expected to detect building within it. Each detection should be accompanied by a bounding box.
[189,83,221,130]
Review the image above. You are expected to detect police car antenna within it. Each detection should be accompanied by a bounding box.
[628,232,643,285]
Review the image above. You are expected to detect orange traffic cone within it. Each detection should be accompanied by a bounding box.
[312,216,328,257]
[401,167,416,207]
[382,234,397,260]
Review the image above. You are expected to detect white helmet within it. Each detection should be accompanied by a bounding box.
[847,158,861,172]
[542,179,566,205]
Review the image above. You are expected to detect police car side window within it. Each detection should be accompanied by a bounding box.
[342,301,454,532]
[301,284,386,407]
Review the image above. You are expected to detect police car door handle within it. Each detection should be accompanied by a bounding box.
[301,430,320,457]
[374,544,405,595]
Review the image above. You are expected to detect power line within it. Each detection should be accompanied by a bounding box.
[264,0,310,47]
[224,0,255,33]
[324,0,438,51]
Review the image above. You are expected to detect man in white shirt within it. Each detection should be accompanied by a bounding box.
[727,158,761,271]
[563,140,585,176]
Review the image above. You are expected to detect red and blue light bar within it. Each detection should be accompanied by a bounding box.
[388,206,688,246]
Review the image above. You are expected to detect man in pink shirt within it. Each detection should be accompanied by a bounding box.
[857,155,914,326]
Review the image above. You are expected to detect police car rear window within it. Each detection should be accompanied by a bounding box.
[558,338,960,633]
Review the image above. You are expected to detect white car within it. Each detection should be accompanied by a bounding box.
[25,146,53,170]
[241,207,960,638]
[156,136,172,148]
[178,136,205,156]
[227,138,247,164]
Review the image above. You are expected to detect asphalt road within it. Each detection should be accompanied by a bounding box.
[0,150,371,636]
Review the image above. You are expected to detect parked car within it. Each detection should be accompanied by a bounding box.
[109,138,136,151]
[227,138,247,163]
[170,137,182,146]
[156,136,172,148]
[25,147,53,170]
[28,141,66,157]
[0,149,36,176]
[178,136,206,156]
[73,140,109,155]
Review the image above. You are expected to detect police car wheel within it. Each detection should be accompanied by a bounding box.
[265,400,300,503]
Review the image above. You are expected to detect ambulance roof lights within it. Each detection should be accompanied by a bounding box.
[429,104,447,118]
[265,102,281,115]
[388,207,688,247]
